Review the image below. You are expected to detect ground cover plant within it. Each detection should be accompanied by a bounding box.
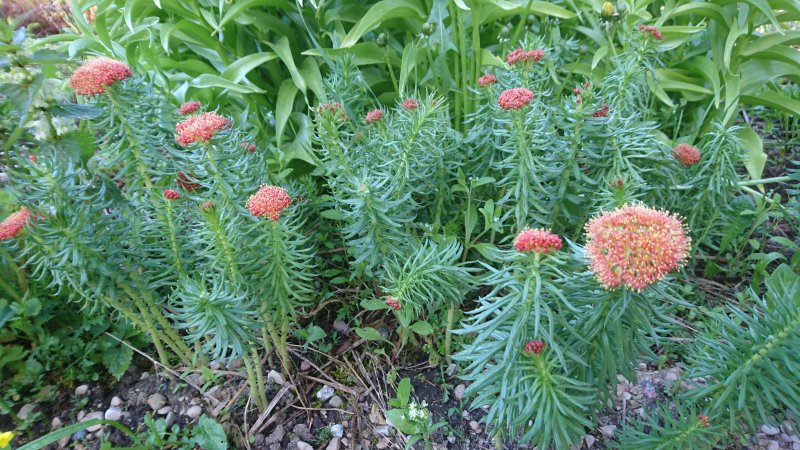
[0,1,799,449]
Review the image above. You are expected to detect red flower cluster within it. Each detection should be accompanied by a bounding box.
[29,154,37,163]
[402,98,420,110]
[317,102,343,114]
[177,171,200,192]
[639,25,663,41]
[240,142,256,152]
[498,88,534,110]
[673,144,701,166]
[69,57,132,96]
[163,189,180,200]
[523,340,546,355]
[610,178,624,190]
[201,200,215,212]
[585,205,690,291]
[246,185,292,220]
[386,296,401,311]
[592,104,609,117]
[478,74,497,87]
[0,207,31,240]
[513,228,563,254]
[506,48,545,65]
[175,112,229,146]
[698,415,710,427]
[179,101,201,115]
[365,109,383,124]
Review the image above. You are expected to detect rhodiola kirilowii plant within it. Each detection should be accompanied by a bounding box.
[306,26,796,450]
[2,57,319,412]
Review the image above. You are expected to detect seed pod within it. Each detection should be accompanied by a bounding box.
[422,22,436,35]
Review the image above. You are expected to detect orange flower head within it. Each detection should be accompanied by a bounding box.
[70,57,131,96]
[0,207,31,240]
[179,101,201,115]
[592,104,609,117]
[498,88,534,110]
[246,185,292,221]
[365,108,383,124]
[506,48,545,65]
[585,205,690,291]
[177,171,200,192]
[638,25,663,41]
[163,189,180,200]
[386,296,401,311]
[673,144,701,166]
[513,228,562,254]
[402,98,420,110]
[175,112,229,146]
[698,415,710,427]
[523,340,546,355]
[478,74,497,87]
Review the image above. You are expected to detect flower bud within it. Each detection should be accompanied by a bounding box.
[376,33,388,48]
[601,1,614,18]
[422,22,435,36]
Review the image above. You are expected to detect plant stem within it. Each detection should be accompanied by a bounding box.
[384,49,399,94]
[739,176,791,186]
[242,349,266,411]
[444,305,455,362]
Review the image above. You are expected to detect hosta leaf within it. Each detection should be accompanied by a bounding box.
[341,0,426,48]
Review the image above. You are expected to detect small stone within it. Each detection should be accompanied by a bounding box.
[110,396,122,407]
[784,421,795,434]
[454,384,466,401]
[293,424,313,442]
[374,425,390,436]
[326,437,342,450]
[782,434,792,443]
[157,406,172,415]
[333,320,349,334]
[329,395,344,408]
[296,442,313,450]
[469,421,480,431]
[227,358,242,369]
[267,370,285,385]
[75,385,89,396]
[447,435,456,444]
[210,361,221,370]
[165,411,176,427]
[446,363,457,377]
[264,425,285,445]
[585,435,596,448]
[375,440,389,449]
[186,405,202,419]
[300,360,311,371]
[58,435,69,447]
[762,425,781,436]
[317,385,335,402]
[330,424,344,438]
[767,440,779,450]
[83,411,104,432]
[51,417,63,430]
[18,403,37,420]
[140,372,150,380]
[793,443,800,450]
[104,408,122,421]
[369,404,385,424]
[664,370,679,382]
[622,392,632,401]
[147,394,166,411]
[71,429,87,441]
[600,425,617,438]
[77,410,86,421]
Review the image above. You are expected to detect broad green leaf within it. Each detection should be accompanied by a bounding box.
[103,344,133,380]
[320,209,346,221]
[591,45,607,70]
[742,0,782,30]
[397,377,411,405]
[724,20,747,70]
[193,415,227,450]
[276,79,298,148]
[220,53,276,82]
[479,49,504,67]
[49,104,103,119]
[740,91,800,122]
[300,57,326,100]
[217,0,294,31]
[660,2,730,24]
[679,56,720,108]
[740,60,800,94]
[409,321,434,336]
[735,126,767,184]
[454,0,470,10]
[385,408,420,434]
[647,72,674,107]
[354,327,386,341]
[399,43,421,95]
[303,43,396,66]
[341,0,426,48]
[360,299,390,310]
[190,74,266,94]
[267,36,306,94]
[742,31,800,56]
[481,0,576,22]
